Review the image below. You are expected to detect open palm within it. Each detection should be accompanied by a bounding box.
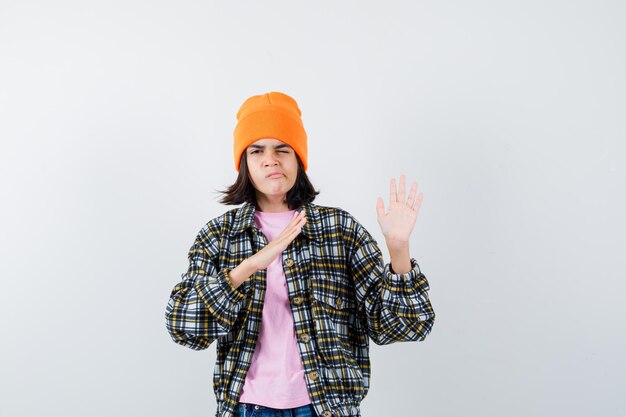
[376,175,423,246]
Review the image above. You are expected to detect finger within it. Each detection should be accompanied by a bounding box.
[287,209,305,225]
[289,216,306,234]
[281,216,298,234]
[389,177,397,203]
[287,220,306,242]
[407,181,417,208]
[286,217,306,237]
[376,197,385,218]
[414,192,424,210]
[277,223,303,246]
[277,213,305,239]
[397,174,406,202]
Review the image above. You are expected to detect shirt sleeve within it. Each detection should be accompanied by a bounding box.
[346,215,436,345]
[164,221,250,350]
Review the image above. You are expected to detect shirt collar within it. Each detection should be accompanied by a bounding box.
[229,201,324,242]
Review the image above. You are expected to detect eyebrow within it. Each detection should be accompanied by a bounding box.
[248,144,291,150]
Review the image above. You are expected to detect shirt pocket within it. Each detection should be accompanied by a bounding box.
[309,286,358,367]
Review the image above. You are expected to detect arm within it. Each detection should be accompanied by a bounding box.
[350,174,434,344]
[348,218,435,345]
[164,221,251,350]
[164,210,306,350]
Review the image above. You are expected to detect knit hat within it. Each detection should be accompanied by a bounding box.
[233,91,308,172]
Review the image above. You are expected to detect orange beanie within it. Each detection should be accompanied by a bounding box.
[233,91,308,171]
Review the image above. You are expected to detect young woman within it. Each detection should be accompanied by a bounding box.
[165,92,435,417]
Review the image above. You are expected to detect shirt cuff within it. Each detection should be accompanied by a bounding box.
[383,258,431,291]
[195,268,249,328]
[220,268,248,302]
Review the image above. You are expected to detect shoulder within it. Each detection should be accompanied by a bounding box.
[194,206,241,247]
[307,202,350,217]
[307,202,353,225]
[307,203,369,239]
[308,202,344,217]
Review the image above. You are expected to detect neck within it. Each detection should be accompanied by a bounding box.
[255,194,290,212]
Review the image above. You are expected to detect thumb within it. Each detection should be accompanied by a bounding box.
[376,197,385,219]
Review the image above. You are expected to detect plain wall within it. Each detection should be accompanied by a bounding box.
[1,1,624,416]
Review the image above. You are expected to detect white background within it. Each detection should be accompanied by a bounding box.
[1,1,625,416]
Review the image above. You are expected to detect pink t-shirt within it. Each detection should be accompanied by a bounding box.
[238,209,311,408]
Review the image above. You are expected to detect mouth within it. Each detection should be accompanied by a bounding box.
[266,172,284,178]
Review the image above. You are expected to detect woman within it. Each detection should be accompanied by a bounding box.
[165,92,435,417]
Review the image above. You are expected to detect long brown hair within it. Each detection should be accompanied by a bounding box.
[217,152,319,209]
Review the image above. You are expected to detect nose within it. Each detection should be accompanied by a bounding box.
[262,152,279,167]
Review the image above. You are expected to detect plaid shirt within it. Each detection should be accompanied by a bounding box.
[165,201,435,417]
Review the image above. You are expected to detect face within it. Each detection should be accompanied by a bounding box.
[245,138,298,201]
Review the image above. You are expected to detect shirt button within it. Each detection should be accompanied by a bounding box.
[284,258,294,267]
[300,333,310,343]
[335,297,343,308]
[293,296,303,305]
[321,411,332,417]
[309,370,319,381]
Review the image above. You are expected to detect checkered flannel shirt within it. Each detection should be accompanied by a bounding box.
[165,201,435,417]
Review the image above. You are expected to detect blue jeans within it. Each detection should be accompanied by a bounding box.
[233,402,315,417]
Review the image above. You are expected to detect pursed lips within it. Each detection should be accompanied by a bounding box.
[266,172,284,178]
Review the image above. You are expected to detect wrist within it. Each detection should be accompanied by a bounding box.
[385,237,410,254]
[387,244,411,274]
[229,258,258,289]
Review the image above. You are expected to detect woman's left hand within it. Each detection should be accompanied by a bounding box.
[376,174,423,251]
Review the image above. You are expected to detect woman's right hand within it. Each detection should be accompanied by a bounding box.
[227,209,306,290]
[249,209,307,271]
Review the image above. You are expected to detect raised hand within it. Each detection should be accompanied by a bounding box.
[376,174,423,251]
